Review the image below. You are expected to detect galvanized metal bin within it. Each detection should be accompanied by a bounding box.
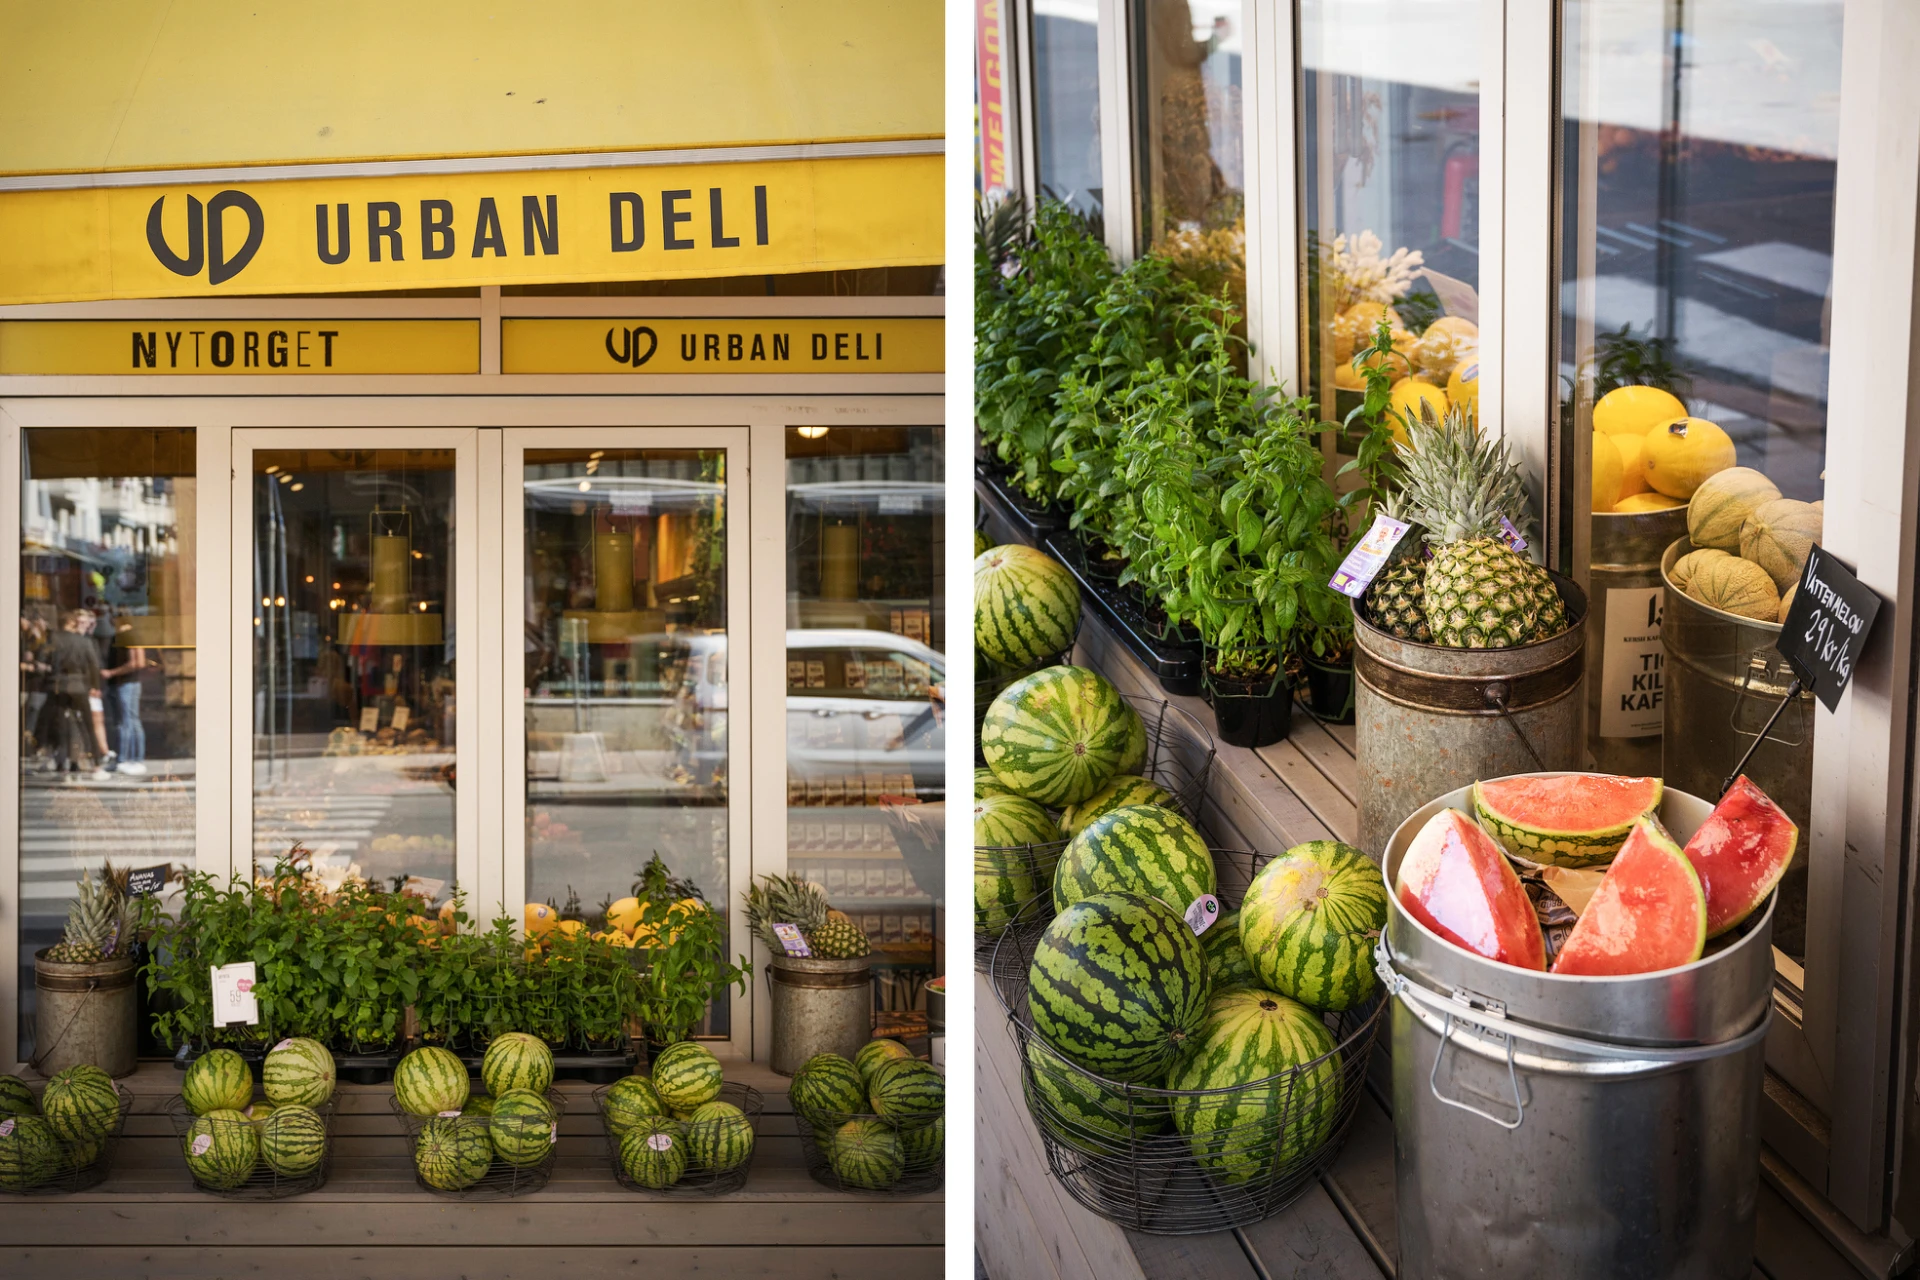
[1587,506,1688,775]
[32,951,138,1077]
[1379,781,1772,1280]
[768,956,872,1076]
[1354,577,1587,856]
[1660,537,1813,956]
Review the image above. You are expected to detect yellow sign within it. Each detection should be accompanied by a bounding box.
[0,155,942,305]
[0,320,479,375]
[502,318,943,374]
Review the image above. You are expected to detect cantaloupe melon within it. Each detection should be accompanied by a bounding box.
[1778,584,1796,623]
[1591,434,1623,513]
[1612,492,1682,513]
[1643,418,1736,498]
[1613,432,1650,500]
[1687,468,1781,552]
[1594,385,1687,438]
[1669,548,1731,594]
[1686,555,1781,623]
[1388,379,1449,446]
[1740,498,1821,593]
[1413,317,1477,379]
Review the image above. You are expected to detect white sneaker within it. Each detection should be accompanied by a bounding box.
[88,768,111,781]
[118,761,148,775]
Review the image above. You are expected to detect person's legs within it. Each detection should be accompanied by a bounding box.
[114,681,145,763]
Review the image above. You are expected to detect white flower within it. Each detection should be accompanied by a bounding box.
[1321,230,1424,310]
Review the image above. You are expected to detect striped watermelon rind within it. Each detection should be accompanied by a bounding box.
[1241,841,1390,1013]
[0,1115,62,1190]
[982,666,1133,807]
[687,1101,755,1172]
[827,1118,903,1190]
[1201,908,1260,991]
[1059,774,1177,836]
[481,1032,555,1098]
[652,1042,724,1111]
[183,1049,253,1116]
[487,1088,556,1168]
[0,1075,39,1118]
[975,795,1063,938]
[394,1046,471,1117]
[414,1116,493,1191]
[790,1055,866,1128]
[183,1109,259,1190]
[1052,804,1217,915]
[1022,1038,1169,1155]
[263,1037,336,1108]
[1114,702,1149,776]
[900,1114,944,1168]
[1166,988,1342,1185]
[260,1104,327,1177]
[1472,774,1664,869]
[41,1065,119,1143]
[602,1075,668,1137]
[974,767,1017,800]
[1027,891,1211,1083]
[867,1058,944,1121]
[975,545,1082,669]
[854,1039,916,1086]
[618,1116,689,1188]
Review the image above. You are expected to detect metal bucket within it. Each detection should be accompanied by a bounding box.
[1354,575,1587,856]
[768,956,872,1076]
[1587,506,1689,775]
[32,951,138,1078]
[1379,781,1772,1280]
[1660,537,1813,956]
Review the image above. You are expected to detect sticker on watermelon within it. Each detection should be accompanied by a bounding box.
[437,1110,461,1118]
[191,1134,213,1156]
[1184,894,1220,936]
[1683,775,1798,938]
[274,1039,294,1052]
[0,1119,13,1138]
[647,1132,674,1152]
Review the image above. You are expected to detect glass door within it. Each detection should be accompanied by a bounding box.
[501,429,752,1053]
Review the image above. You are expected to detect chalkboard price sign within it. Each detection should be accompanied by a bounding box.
[125,864,171,897]
[1779,543,1882,713]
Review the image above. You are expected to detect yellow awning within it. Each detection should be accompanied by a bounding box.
[0,1,942,303]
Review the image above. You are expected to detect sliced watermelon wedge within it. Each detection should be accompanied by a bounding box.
[1473,773,1663,868]
[1551,816,1707,977]
[1683,775,1799,938]
[1395,809,1545,971]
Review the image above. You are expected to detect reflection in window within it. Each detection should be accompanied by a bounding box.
[19,428,196,1058]
[785,427,944,1024]
[1134,0,1243,260]
[1033,0,1104,221]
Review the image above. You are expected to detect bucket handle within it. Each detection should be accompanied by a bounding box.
[1430,1008,1526,1130]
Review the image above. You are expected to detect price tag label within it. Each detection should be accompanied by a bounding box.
[1599,587,1664,738]
[646,1131,675,1152]
[0,1118,14,1138]
[771,923,811,957]
[1780,543,1882,713]
[358,706,381,733]
[126,864,171,897]
[1329,514,1412,599]
[1184,894,1221,936]
[1497,517,1529,554]
[210,961,260,1026]
[191,1133,213,1156]
[391,705,411,731]
[549,1123,559,1144]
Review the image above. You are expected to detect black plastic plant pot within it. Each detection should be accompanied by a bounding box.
[1302,658,1356,725]
[1204,651,1292,749]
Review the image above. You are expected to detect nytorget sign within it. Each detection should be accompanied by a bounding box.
[0,320,479,375]
[502,318,943,374]
[0,153,940,304]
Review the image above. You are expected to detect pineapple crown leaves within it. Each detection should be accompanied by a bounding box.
[741,873,832,954]
[1395,404,1538,548]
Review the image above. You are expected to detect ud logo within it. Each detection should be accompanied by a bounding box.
[604,325,658,368]
[146,191,265,286]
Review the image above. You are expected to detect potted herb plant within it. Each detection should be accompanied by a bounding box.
[743,874,873,1076]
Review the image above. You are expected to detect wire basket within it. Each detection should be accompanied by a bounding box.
[388,1087,563,1199]
[165,1093,335,1199]
[0,1079,133,1196]
[991,849,1385,1234]
[591,1080,762,1195]
[792,1104,945,1196]
[973,691,1218,973]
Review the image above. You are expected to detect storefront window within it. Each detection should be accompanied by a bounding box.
[521,447,730,1035]
[1301,0,1483,434]
[251,449,455,891]
[18,428,196,1058]
[785,427,944,1023]
[1032,0,1104,220]
[1133,0,1243,253]
[1562,0,1842,963]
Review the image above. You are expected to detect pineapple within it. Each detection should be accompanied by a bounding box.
[1363,494,1431,642]
[808,918,872,959]
[44,867,131,964]
[743,873,831,954]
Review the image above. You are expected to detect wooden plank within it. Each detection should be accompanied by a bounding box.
[1125,1229,1260,1280]
[1234,1182,1386,1280]
[1754,1177,1858,1280]
[0,1245,944,1279]
[1282,710,1359,802]
[976,1084,1076,1280]
[1322,1092,1400,1277]
[1254,739,1358,845]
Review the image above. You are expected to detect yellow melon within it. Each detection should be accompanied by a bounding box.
[1669,548,1731,594]
[1332,359,1367,391]
[1388,379,1450,445]
[606,896,645,935]
[524,902,558,938]
[1613,432,1649,500]
[1591,434,1623,514]
[554,919,586,940]
[1447,360,1479,422]
[1686,555,1781,623]
[1687,467,1781,552]
[1330,301,1405,361]
[1643,418,1736,498]
[1740,498,1822,593]
[1412,317,1478,379]
[1611,492,1683,513]
[1778,584,1797,623]
[1593,385,1687,437]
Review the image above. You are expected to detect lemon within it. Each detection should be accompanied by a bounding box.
[1613,431,1650,501]
[1332,359,1367,391]
[1591,434,1623,513]
[1594,385,1687,437]
[1611,491,1684,513]
[1642,417,1736,499]
[1446,359,1479,423]
[524,901,558,938]
[1387,379,1450,446]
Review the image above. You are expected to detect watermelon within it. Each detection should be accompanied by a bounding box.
[183,1110,258,1190]
[981,666,1134,807]
[1683,775,1799,938]
[0,1115,62,1190]
[900,1114,944,1167]
[183,1048,253,1116]
[1052,804,1216,915]
[867,1058,944,1120]
[828,1118,903,1189]
[242,1101,276,1123]
[975,795,1062,937]
[63,1134,105,1174]
[488,1088,556,1167]
[618,1116,689,1188]
[414,1116,492,1191]
[687,1100,755,1172]
[1396,809,1546,970]
[1201,909,1260,990]
[394,1046,470,1116]
[974,766,1017,800]
[1027,891,1210,1083]
[41,1065,119,1143]
[602,1075,668,1137]
[463,1094,498,1119]
[791,1054,866,1127]
[481,1032,555,1098]
[1473,773,1663,868]
[1240,842,1389,1012]
[1060,775,1177,836]
[1114,703,1148,776]
[1553,816,1708,976]
[1166,988,1342,1184]
[260,1104,327,1177]
[975,544,1082,669]
[855,1039,916,1086]
[976,846,1038,940]
[1022,1039,1168,1154]
[263,1037,335,1107]
[975,794,1062,850]
[0,1075,38,1117]
[652,1042,724,1111]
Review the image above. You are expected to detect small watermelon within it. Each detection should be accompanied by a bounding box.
[242,1101,276,1123]
[982,666,1135,807]
[41,1065,120,1143]
[463,1094,498,1119]
[974,544,1082,669]
[901,1114,944,1168]
[1473,773,1663,868]
[0,1115,62,1190]
[183,1048,253,1116]
[263,1037,336,1107]
[867,1058,944,1121]
[482,1032,555,1098]
[414,1116,492,1191]
[652,1042,724,1112]
[1201,909,1260,990]
[975,794,1062,938]
[1060,774,1177,836]
[394,1046,470,1117]
[1022,1039,1167,1154]
[1051,803,1216,915]
[854,1039,916,1086]
[1167,988,1341,1183]
[791,1054,866,1128]
[0,1076,38,1118]
[1114,703,1149,776]
[260,1104,327,1177]
[487,1088,556,1168]
[1553,816,1707,976]
[602,1075,668,1137]
[619,1116,689,1188]
[1683,774,1799,938]
[1240,841,1389,1011]
[1396,808,1547,970]
[183,1110,259,1190]
[687,1101,754,1172]
[974,767,1017,800]
[828,1118,903,1189]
